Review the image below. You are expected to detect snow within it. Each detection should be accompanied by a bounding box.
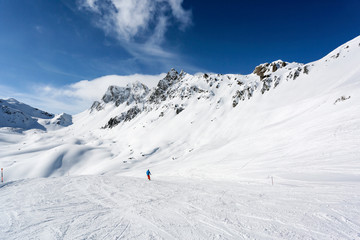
[1,175,359,239]
[0,98,71,131]
[0,98,53,130]
[1,98,54,119]
[1,35,360,239]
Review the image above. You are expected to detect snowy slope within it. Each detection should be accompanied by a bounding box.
[0,98,72,131]
[0,98,54,130]
[0,98,54,119]
[3,35,358,182]
[1,175,359,239]
[1,36,360,239]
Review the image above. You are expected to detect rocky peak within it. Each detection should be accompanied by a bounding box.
[164,68,179,81]
[91,81,150,112]
[102,86,123,103]
[159,69,179,90]
[149,68,185,104]
[269,60,288,72]
[128,81,150,99]
[253,60,288,80]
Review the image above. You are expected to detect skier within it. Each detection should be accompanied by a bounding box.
[146,169,151,181]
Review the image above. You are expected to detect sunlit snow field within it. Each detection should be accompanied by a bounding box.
[1,176,360,239]
[1,36,360,239]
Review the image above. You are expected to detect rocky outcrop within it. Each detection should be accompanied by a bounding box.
[149,69,185,103]
[95,61,314,128]
[175,105,185,114]
[232,84,257,107]
[90,101,103,112]
[253,61,287,80]
[103,106,142,128]
[91,82,149,112]
[334,96,351,105]
[252,60,310,95]
[231,60,311,105]
[254,63,270,81]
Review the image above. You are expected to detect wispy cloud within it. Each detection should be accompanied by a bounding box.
[78,0,192,59]
[36,61,87,79]
[79,0,191,42]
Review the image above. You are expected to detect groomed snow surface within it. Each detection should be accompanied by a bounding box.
[1,36,360,239]
[1,176,360,239]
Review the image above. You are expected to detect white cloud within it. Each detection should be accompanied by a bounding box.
[82,0,98,10]
[79,0,191,57]
[52,73,164,102]
[1,74,165,115]
[167,0,192,29]
[38,73,165,114]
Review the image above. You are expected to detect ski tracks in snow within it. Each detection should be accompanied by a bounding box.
[1,175,360,239]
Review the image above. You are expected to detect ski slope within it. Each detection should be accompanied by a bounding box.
[1,175,360,239]
[1,36,360,239]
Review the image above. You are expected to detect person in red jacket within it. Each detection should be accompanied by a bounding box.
[146,169,151,180]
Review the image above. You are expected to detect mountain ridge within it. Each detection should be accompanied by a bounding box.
[0,98,71,131]
[88,35,360,131]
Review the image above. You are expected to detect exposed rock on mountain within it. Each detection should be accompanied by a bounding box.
[91,82,149,112]
[94,60,317,128]
[70,36,358,133]
[103,106,142,128]
[90,101,103,112]
[149,68,185,104]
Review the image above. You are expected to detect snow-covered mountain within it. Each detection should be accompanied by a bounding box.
[1,36,360,239]
[2,36,360,180]
[0,98,72,131]
[92,61,308,129]
[0,98,54,130]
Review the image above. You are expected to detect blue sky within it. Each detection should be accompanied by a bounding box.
[0,0,360,114]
